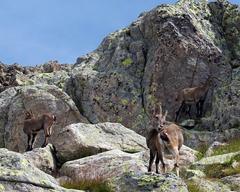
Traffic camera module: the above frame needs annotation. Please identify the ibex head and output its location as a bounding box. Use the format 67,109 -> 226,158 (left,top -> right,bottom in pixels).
24,110 -> 34,120
154,103 -> 168,130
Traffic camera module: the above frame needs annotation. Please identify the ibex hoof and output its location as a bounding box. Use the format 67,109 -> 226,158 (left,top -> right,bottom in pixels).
26,146 -> 32,151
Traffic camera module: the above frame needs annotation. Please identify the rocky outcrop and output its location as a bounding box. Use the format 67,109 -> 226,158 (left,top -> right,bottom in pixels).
0,84 -> 87,152
54,122 -> 147,163
221,174 -> 240,191
65,0 -> 239,135
0,61 -> 73,93
187,177 -> 232,192
0,148 -> 81,192
183,128 -> 240,149
112,172 -> 188,192
206,67 -> 240,131
59,148 -> 195,192
59,150 -> 146,183
23,144 -> 57,175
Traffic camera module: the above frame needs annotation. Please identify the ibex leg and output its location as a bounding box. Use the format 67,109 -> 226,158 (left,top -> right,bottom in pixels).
175,102 -> 184,122
41,136 -> 49,148
42,125 -> 52,148
156,151 -> 165,174
31,133 -> 37,149
148,150 -> 155,172
187,105 -> 192,118
199,100 -> 204,117
26,134 -> 32,151
172,148 -> 180,177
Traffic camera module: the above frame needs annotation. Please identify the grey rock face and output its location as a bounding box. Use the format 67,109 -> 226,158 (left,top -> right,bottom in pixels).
66,0 -> 239,135
59,150 -> 146,183
112,172 -> 189,192
0,85 -> 87,152
23,144 -> 57,175
0,148 -> 81,192
187,177 -> 232,192
221,174 -> 240,191
54,122 -> 147,163
183,128 -> 240,149
59,149 -> 194,192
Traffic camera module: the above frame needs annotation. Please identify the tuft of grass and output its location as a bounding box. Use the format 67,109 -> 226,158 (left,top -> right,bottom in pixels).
187,180 -> 203,192
61,178 -> 113,192
211,139 -> 240,156
195,144 -> 209,160
203,154 -> 240,178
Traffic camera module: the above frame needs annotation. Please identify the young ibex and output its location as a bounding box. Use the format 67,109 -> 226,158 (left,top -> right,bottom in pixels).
147,104 -> 184,176
23,110 -> 56,151
175,76 -> 213,122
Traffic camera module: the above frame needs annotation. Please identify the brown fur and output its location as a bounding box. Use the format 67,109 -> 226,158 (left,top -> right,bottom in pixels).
23,111 -> 56,151
147,105 -> 184,176
175,77 -> 212,122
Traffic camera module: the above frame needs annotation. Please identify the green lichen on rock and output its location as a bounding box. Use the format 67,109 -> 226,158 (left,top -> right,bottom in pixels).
62,179 -> 113,192
0,185 -> 4,192
112,172 -> 188,192
122,58 -> 133,67
186,177 -> 232,192
120,98 -> 129,106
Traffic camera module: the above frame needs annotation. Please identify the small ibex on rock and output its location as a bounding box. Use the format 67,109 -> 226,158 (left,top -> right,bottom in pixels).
175,76 -> 213,122
23,110 -> 56,151
147,104 -> 184,176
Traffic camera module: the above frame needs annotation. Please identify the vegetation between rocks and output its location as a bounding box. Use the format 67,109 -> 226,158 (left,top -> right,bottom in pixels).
61,178 -> 113,192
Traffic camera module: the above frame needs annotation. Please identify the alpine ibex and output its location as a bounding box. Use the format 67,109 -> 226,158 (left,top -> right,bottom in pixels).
175,76 -> 213,122
147,104 -> 184,176
23,110 -> 56,151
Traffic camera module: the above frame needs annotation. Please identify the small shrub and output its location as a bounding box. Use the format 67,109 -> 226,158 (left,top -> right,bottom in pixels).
187,180 -> 203,192
196,144 -> 209,160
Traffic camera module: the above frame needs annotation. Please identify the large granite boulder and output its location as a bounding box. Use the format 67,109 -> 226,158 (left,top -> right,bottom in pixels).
65,0 -> 240,135
183,128 -> 240,149
23,144 -> 57,175
59,150 -> 190,192
221,174 -> 240,191
112,172 -> 188,192
54,122 -> 148,163
187,177 -> 232,192
0,84 -> 87,152
0,148 -> 81,192
59,150 -> 146,183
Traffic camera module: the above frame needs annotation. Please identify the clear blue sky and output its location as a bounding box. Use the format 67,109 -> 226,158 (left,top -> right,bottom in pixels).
0,0 -> 239,66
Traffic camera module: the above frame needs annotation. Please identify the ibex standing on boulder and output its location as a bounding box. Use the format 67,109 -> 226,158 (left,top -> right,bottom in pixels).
175,76 -> 213,122
23,110 -> 56,151
147,104 -> 184,176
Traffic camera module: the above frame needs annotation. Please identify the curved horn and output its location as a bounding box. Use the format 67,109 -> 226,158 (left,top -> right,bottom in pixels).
159,103 -> 162,116
164,110 -> 168,118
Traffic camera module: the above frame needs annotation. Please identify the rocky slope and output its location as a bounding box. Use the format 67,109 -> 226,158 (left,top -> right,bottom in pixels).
65,0 -> 239,135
